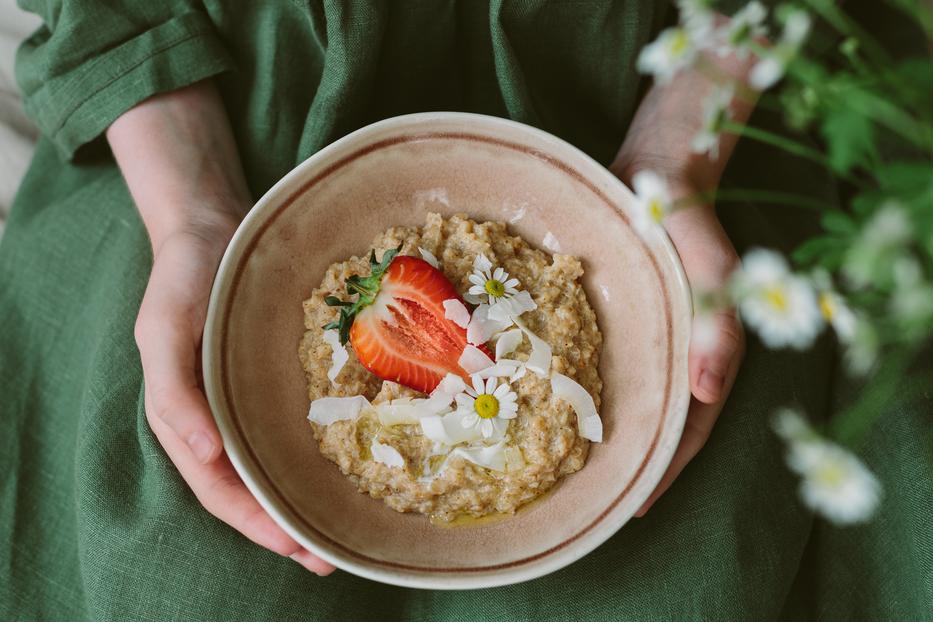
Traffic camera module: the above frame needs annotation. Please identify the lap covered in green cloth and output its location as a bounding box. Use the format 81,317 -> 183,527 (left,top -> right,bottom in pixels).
1,1 -> 930,620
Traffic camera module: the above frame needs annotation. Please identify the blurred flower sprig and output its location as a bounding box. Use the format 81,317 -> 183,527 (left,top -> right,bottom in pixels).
634,0 -> 933,525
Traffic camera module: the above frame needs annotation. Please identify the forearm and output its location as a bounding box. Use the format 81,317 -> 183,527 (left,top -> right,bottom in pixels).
106,80 -> 250,253
611,35 -> 760,193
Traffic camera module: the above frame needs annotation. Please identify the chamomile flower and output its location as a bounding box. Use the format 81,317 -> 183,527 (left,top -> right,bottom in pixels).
691,84 -> 734,158
637,26 -> 700,84
631,170 -> 674,232
731,249 -> 822,349
843,203 -> 912,288
715,1 -> 768,58
468,254 -> 519,303
456,375 -> 518,439
749,9 -> 812,90
811,269 -> 856,343
772,409 -> 881,525
677,0 -> 716,38
467,254 -> 537,322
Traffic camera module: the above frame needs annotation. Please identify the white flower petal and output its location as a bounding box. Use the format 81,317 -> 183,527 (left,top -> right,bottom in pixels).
468,274 -> 486,286
370,439 -> 406,469
442,298 -> 471,328
462,290 -> 484,305
473,253 -> 493,273
551,372 -> 602,442
322,329 -> 349,386
418,247 -> 440,269
513,317 -> 552,376
750,56 -> 783,90
307,396 -> 371,426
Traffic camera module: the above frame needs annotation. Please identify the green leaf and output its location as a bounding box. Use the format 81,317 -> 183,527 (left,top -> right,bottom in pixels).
820,105 -> 876,174
820,211 -> 858,236
792,237 -> 848,269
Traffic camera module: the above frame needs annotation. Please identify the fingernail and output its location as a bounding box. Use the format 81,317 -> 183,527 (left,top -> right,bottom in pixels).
187,431 -> 216,464
698,369 -> 724,400
290,551 -> 332,576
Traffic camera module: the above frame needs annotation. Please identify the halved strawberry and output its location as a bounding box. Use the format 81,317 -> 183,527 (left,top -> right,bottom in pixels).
324,248 -> 491,394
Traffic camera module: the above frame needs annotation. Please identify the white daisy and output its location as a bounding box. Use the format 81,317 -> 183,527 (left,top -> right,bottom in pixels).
772,409 -> 881,525
890,256 -> 933,327
715,1 -> 768,58
637,26 -> 700,84
455,375 -> 518,440
467,254 -> 537,322
811,269 -> 856,343
677,0 -> 716,38
631,170 -> 674,232
845,318 -> 879,375
691,84 -> 734,158
749,9 -> 812,90
843,203 -> 912,288
731,248 -> 822,349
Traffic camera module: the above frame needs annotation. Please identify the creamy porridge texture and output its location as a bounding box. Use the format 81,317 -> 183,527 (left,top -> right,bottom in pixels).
299,213 -> 603,522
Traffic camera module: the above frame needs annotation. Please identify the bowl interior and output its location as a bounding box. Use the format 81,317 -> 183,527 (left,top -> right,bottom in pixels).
205,113 -> 691,589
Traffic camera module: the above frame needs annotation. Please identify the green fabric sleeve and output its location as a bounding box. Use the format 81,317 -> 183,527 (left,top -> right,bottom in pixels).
15,5 -> 234,160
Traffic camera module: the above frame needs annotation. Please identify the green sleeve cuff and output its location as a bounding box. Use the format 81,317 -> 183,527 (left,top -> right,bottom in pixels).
23,11 -> 235,161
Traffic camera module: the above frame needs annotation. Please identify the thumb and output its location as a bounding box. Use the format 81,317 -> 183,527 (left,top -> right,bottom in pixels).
663,201 -> 745,404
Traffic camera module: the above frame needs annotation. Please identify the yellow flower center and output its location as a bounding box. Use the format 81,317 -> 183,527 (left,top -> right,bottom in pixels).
474,394 -> 500,419
764,286 -> 788,311
819,292 -> 835,320
814,460 -> 845,488
484,279 -> 506,298
669,29 -> 689,56
649,199 -> 665,223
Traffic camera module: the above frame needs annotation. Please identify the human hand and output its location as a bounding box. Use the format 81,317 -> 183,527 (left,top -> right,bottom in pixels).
611,42 -> 756,516
108,82 -> 335,575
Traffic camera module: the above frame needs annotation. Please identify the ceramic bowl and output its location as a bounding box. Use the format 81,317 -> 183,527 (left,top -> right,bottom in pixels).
203,112 -> 691,589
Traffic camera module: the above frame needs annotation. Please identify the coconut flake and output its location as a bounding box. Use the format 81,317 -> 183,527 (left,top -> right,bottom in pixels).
494,328 -> 523,360
513,317 -> 552,376
308,396 -> 371,426
420,412 -> 486,445
371,439 -> 406,468
551,372 -> 603,442
450,440 -> 508,472
504,446 -> 525,472
466,304 -> 512,345
418,247 -> 440,269
476,358 -> 523,380
322,329 -> 348,386
458,344 -> 495,374
374,399 -> 439,426
487,290 -> 538,323
423,373 -> 467,412
443,298 -> 471,328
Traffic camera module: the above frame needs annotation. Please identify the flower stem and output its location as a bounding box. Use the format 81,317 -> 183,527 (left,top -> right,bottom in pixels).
721,121 -> 828,166
829,349 -> 915,446
695,188 -> 839,212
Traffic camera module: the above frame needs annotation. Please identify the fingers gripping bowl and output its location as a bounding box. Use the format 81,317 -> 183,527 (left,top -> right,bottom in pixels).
203,113 -> 692,589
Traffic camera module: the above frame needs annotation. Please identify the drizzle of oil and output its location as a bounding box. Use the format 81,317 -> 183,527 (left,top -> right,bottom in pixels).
429,485 -> 558,528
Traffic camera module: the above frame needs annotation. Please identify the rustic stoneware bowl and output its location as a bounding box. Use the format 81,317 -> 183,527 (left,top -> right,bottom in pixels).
203,112 -> 691,589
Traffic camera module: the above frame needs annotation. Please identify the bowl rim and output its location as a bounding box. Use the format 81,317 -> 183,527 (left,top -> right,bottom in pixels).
203,111 -> 691,589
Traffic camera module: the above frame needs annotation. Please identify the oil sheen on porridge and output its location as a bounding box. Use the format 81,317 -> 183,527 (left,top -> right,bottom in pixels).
299,213 -> 602,522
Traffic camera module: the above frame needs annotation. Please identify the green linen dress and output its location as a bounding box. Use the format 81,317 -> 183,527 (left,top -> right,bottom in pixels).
1,1 -> 930,620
